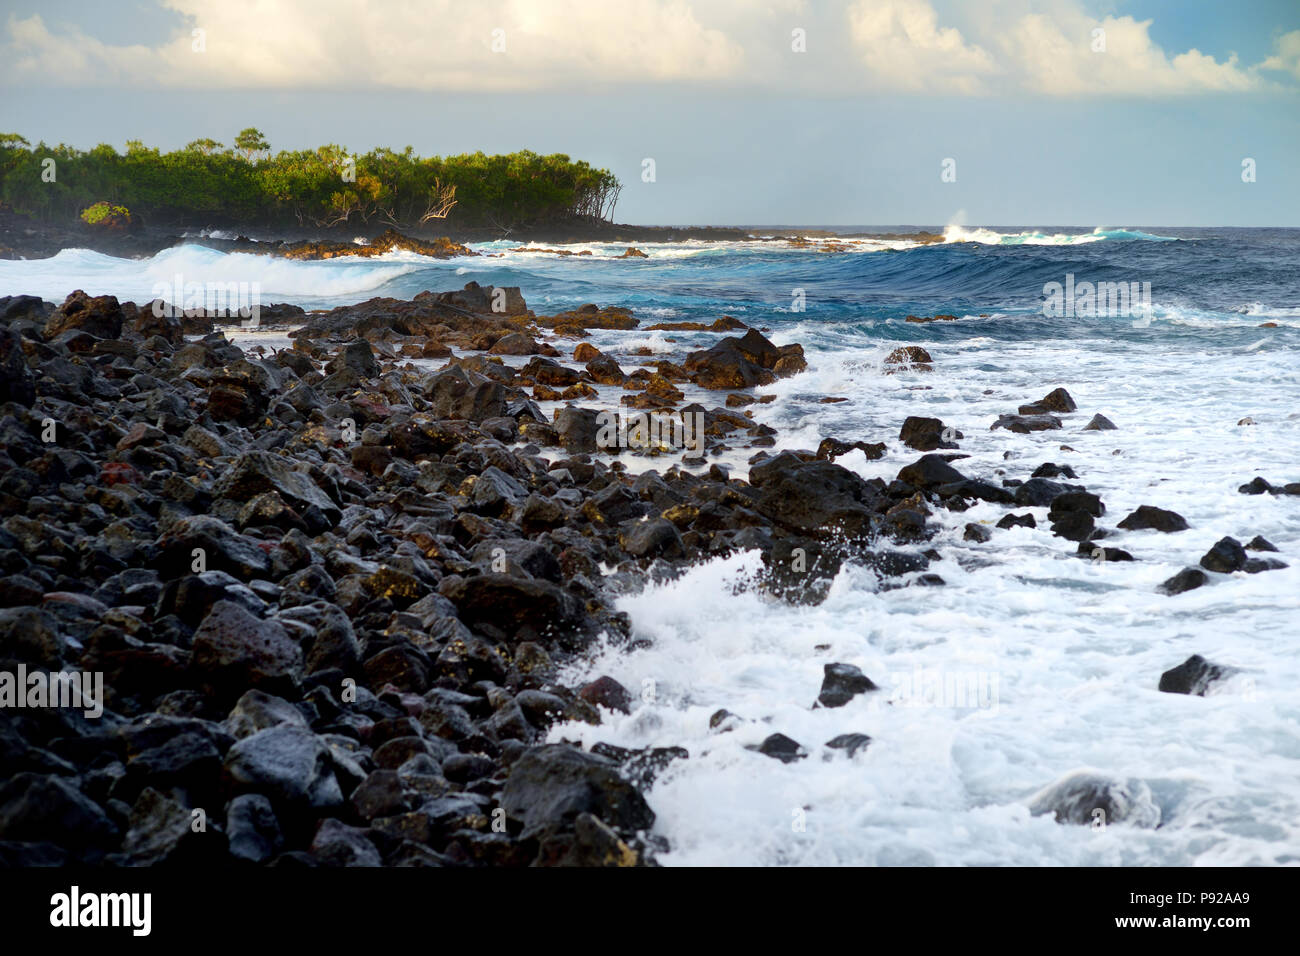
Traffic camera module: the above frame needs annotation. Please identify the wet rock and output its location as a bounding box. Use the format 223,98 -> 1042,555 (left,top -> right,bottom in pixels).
1117,505 -> 1189,533
579,676 -> 633,714
1013,478 -> 1074,508
1050,512 -> 1095,543
816,438 -> 887,462
470,466 -> 528,516
374,737 -> 434,770
304,606 -> 361,675
0,773 -> 117,852
223,724 -> 343,810
992,413 -> 1062,433
440,574 -> 591,650
684,329 -> 805,389
817,663 -> 879,708
131,301 -> 185,344
1028,771 -> 1159,827
750,455 -> 882,536
45,290 -> 124,340
215,451 -> 340,522
535,812 -> 641,867
517,494 -> 571,535
471,538 -> 562,583
1031,462 -> 1077,479
500,744 -> 654,840
584,355 -> 625,385
488,332 -> 540,356
350,770 -> 409,821
1024,387 -> 1077,414
899,416 -> 958,451
1078,543 -> 1133,562
225,793 -> 283,863
709,709 -> 742,733
225,689 -> 308,739
441,754 -> 496,785
1158,567 -> 1207,595
553,406 -> 601,454
1199,536 -> 1247,574
754,733 -> 806,763
433,281 -> 525,314
897,454 -> 965,490
1245,535 -> 1278,552
619,518 -> 685,560
587,744 -> 687,789
0,293 -> 49,323
1083,413 -> 1117,431
996,513 -> 1036,530
1158,654 -> 1237,696
883,346 -> 932,371
0,327 -> 35,407
1237,477 -> 1274,495
0,606 -> 65,667
310,818 -> 381,866
1243,556 -> 1288,573
963,523 -> 992,543
191,600 -> 303,700
154,515 -> 272,580
824,733 -> 872,758
426,366 -> 508,422
1048,492 -> 1104,519
121,787 -> 224,865
125,730 -> 222,796
363,645 -> 432,694
329,340 -> 379,378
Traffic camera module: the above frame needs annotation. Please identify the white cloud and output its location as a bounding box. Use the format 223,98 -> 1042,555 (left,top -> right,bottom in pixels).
846,0 -> 999,93
1,0 -> 1295,96
2,1 -> 748,90
1000,10 -> 1259,95
1260,29 -> 1300,82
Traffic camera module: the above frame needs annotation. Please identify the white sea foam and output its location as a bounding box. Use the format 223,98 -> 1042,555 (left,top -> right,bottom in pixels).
553,320 -> 1300,866
0,244 -> 454,304
942,225 -> 1176,246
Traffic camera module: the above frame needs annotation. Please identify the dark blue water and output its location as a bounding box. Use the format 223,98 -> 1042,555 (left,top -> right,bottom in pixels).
369,226 -> 1295,351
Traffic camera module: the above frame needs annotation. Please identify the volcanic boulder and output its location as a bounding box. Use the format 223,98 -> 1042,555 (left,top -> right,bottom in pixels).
684,329 -> 806,390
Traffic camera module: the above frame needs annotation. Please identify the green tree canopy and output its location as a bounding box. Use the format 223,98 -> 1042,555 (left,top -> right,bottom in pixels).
0,130 -> 622,230
233,128 -> 271,163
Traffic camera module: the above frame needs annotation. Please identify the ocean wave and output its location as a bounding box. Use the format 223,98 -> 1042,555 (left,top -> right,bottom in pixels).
1231,302 -> 1300,318
943,225 -> 1178,245
0,244 -> 432,303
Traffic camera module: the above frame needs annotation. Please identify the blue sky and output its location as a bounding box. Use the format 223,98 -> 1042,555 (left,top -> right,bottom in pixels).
1,0 -> 1297,226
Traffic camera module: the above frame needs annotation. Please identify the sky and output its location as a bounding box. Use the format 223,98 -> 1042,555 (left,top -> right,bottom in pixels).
1,0 -> 1297,227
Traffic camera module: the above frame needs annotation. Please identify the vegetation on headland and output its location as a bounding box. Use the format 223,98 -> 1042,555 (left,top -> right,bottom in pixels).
0,130 -> 623,232
78,201 -> 132,230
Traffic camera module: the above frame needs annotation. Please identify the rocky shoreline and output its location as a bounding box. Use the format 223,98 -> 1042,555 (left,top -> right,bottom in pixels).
0,280 -> 1294,867
0,207 -> 945,261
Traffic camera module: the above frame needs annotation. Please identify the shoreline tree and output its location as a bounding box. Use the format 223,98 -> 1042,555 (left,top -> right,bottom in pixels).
0,132 -> 621,232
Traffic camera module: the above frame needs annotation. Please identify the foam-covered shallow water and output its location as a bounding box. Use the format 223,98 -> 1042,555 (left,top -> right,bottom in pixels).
3,225 -> 1297,865
553,326 -> 1300,865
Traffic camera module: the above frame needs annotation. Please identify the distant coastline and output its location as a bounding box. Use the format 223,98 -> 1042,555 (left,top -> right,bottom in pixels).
0,204 -> 949,261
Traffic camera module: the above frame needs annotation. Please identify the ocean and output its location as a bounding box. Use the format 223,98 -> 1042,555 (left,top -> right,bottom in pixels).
2,225 -> 1297,865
